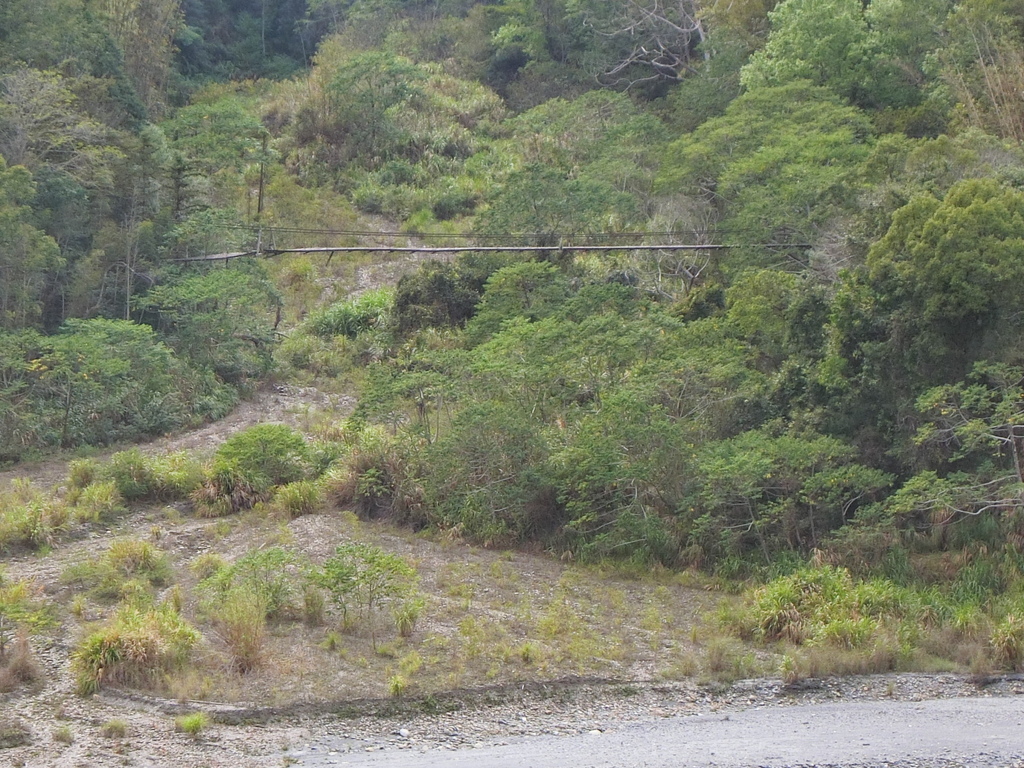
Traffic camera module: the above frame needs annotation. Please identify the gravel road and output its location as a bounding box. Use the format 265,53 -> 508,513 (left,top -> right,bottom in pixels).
286,680 -> 1024,768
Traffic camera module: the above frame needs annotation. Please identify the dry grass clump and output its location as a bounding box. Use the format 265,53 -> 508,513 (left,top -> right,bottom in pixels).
62,538 -> 172,602
0,628 -> 42,693
0,716 -> 31,748
213,587 -> 268,673
73,603 -> 200,695
990,613 -> 1024,670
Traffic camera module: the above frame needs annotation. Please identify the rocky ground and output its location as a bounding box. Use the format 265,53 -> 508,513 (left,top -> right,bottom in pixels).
7,669 -> 1024,767
282,673 -> 1024,766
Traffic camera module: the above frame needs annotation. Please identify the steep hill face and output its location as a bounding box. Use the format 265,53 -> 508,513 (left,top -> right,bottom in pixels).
8,5 -> 1024,758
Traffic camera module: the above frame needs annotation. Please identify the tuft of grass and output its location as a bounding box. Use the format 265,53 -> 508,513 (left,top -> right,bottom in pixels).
0,481 -> 69,551
52,725 -> 74,744
306,288 -> 394,340
302,584 -> 325,627
0,716 -> 31,748
71,480 -> 126,523
100,719 -> 128,738
702,637 -> 763,682
516,641 -> 539,665
69,594 -> 88,618
991,613 -> 1024,670
174,712 -> 209,738
321,631 -> 343,652
106,539 -> 171,582
0,577 -> 52,640
273,480 -> 323,519
387,674 -> 407,698
63,538 -> 172,602
68,458 -> 100,490
393,597 -> 424,638
189,553 -> 227,582
102,449 -> 157,501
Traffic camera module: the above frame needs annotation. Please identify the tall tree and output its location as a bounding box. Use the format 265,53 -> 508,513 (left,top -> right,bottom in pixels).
0,160 -> 62,329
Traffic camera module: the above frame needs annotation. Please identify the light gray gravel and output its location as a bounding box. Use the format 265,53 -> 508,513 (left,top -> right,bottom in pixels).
285,675 -> 1024,768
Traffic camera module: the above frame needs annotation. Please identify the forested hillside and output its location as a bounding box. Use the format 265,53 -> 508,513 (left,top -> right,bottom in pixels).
7,0 -> 1024,670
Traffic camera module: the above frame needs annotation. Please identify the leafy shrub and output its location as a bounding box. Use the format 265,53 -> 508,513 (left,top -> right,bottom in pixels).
431,187 -> 476,220
393,259 -> 489,333
310,542 -> 419,633
73,604 -> 200,694
200,547 -> 299,620
194,425 -> 311,514
307,289 -> 394,340
216,425 -> 310,485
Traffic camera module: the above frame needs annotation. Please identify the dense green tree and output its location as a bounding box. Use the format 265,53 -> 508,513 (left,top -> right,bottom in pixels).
475,163 -> 639,246
0,161 -> 63,329
136,263 -> 281,383
550,389 -> 689,565
822,178 -> 1024,467
658,82 -> 873,272
28,318 -> 193,447
423,399 -> 555,545
97,0 -> 183,116
464,260 -> 569,345
0,69 -> 125,193
317,51 -> 427,168
506,90 -> 669,201
741,0 -> 947,112
684,428 -> 890,563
